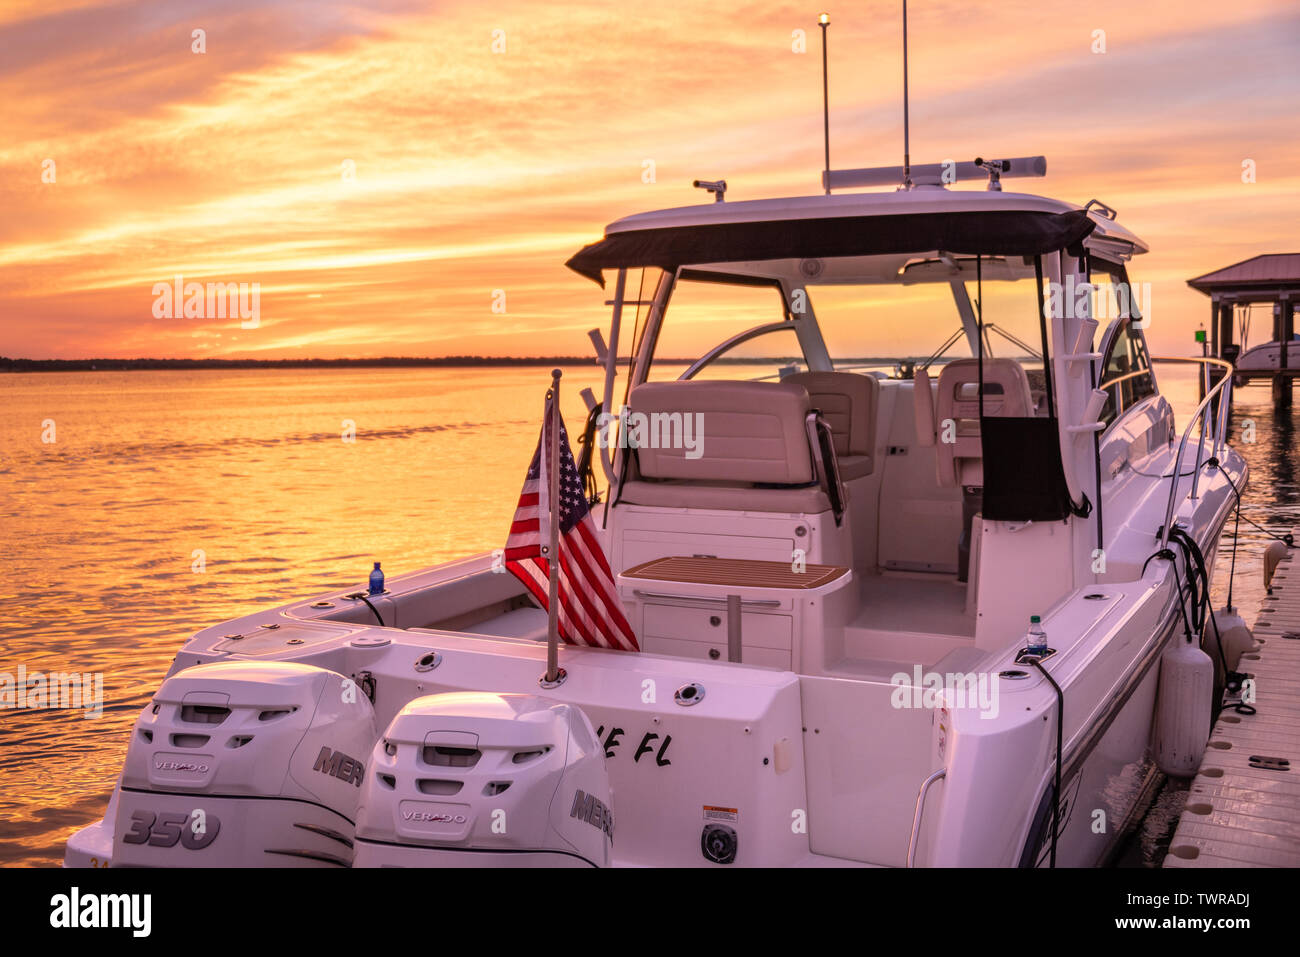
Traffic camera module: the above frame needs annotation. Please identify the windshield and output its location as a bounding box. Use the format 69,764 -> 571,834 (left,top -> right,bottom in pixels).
809,282 -> 954,372
632,259 -> 1056,397
645,275 -> 803,382
808,273 -> 1048,389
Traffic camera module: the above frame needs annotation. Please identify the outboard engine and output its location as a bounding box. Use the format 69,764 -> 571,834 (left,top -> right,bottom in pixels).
354,692 -> 612,867
114,661 -> 376,867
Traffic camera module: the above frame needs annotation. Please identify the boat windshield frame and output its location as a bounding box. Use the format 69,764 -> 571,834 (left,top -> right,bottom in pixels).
585,196 -> 1152,530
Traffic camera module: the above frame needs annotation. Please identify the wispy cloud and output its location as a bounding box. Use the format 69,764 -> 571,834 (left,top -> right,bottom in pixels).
1,0 -> 1297,358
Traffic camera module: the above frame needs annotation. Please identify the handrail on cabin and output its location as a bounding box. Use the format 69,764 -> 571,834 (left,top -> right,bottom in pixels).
907,767 -> 947,868
1149,355 -> 1235,550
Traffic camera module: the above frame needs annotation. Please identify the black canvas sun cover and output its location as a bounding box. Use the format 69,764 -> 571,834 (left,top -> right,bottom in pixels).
980,416 -> 1079,522
565,208 -> 1097,286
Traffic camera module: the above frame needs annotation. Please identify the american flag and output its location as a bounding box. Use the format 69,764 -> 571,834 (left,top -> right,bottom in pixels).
504,393 -> 638,652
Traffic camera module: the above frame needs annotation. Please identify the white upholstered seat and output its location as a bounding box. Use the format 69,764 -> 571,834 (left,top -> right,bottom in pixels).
783,371 -> 878,481
918,358 -> 1035,488
617,380 -> 837,515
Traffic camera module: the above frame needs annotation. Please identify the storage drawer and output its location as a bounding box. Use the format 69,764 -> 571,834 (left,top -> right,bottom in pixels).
643,603 -> 792,650
644,634 -> 791,670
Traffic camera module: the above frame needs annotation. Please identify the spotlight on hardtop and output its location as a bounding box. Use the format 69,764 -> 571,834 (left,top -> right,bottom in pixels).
692,179 -> 727,202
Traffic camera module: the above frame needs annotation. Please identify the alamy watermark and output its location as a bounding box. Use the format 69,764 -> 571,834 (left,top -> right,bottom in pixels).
50,887 -> 150,937
596,407 -> 704,459
1045,276 -> 1151,327
0,664 -> 104,718
890,665 -> 1000,719
152,275 -> 260,328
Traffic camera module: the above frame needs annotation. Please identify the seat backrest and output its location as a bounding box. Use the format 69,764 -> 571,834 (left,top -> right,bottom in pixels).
783,371 -> 879,459
934,358 -> 1035,487
627,380 -> 814,485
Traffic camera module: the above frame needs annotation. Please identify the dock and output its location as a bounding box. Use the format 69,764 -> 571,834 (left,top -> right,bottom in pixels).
1188,253 -> 1300,410
1164,535 -> 1300,867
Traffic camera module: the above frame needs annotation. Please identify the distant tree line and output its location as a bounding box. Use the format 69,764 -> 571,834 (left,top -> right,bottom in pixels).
0,356 -> 611,372
0,355 -> 900,373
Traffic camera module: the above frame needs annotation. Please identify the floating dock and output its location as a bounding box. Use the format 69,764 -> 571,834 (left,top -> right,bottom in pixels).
1164,536 -> 1300,867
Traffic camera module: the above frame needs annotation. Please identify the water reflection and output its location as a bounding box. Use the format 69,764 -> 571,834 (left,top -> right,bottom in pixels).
1,365 -> 1295,866
0,366 -> 611,866
1210,378 -> 1300,615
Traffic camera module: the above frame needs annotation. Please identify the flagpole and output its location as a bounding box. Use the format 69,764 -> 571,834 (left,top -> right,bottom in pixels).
544,368 -> 563,686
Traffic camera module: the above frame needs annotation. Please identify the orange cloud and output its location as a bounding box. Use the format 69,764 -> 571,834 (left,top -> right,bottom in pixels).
1,0 -> 1297,359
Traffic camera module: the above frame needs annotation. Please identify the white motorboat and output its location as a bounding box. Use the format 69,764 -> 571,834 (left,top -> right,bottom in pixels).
65,153 -> 1249,868
1234,338 -> 1300,375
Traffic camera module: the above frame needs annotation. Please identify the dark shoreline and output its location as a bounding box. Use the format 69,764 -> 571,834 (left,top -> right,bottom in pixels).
0,355 -> 880,373
0,356 -> 609,373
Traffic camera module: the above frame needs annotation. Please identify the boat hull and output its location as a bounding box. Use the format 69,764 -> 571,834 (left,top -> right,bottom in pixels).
63,454 -> 1243,868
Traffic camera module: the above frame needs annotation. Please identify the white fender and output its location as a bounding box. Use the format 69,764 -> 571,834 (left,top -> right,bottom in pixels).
1152,640 -> 1214,778
1204,607 -> 1254,684
1265,541 -> 1289,592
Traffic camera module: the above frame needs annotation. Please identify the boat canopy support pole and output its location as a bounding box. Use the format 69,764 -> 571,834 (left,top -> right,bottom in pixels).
949,280 -> 981,357
596,269 -> 627,484
787,283 -> 835,371
607,269 -> 675,524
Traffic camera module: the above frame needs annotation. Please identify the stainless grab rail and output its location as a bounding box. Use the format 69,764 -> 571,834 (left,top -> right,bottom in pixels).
1150,356 -> 1236,550
630,590 -> 781,608
906,767 -> 947,868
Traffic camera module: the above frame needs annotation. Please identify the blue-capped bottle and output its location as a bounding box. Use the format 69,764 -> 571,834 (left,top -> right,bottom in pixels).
368,562 -> 384,596
1025,615 -> 1048,655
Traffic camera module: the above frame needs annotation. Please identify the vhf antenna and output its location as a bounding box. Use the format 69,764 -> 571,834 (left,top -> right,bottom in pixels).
819,13 -> 831,195
902,0 -> 911,189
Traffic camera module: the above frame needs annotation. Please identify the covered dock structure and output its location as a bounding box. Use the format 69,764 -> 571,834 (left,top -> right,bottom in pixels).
1189,254 -> 1300,408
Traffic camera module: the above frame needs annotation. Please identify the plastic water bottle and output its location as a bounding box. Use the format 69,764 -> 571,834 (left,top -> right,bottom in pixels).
369,562 -> 384,596
1026,615 -> 1048,655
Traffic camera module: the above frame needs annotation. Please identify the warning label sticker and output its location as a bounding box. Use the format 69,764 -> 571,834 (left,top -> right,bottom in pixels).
703,805 -> 738,824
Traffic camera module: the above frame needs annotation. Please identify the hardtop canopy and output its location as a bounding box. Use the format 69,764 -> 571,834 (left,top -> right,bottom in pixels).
565,189 -> 1146,286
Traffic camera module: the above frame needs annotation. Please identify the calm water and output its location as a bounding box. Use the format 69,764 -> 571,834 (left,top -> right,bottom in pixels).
1,365 -> 1295,866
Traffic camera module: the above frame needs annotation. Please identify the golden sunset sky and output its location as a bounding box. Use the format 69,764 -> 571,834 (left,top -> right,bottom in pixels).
1,0 -> 1297,360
